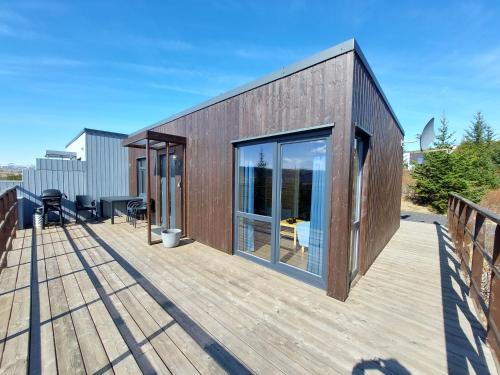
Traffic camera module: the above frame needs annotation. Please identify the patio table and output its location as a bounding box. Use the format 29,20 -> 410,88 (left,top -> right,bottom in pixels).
100,196 -> 141,224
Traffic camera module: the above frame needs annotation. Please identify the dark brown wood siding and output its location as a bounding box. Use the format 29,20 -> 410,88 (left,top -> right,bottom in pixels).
351,53 -> 403,274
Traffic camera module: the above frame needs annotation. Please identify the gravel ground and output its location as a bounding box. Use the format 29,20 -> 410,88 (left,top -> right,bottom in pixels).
400,211 -> 447,226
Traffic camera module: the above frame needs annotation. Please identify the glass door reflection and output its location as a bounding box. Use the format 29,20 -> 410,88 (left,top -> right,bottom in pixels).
278,139 -> 327,276
235,143 -> 274,261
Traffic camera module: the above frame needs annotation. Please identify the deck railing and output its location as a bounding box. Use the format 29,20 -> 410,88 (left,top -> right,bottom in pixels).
448,192 -> 500,362
0,187 -> 18,267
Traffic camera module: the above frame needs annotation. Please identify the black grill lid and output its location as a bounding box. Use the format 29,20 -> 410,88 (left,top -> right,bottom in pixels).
42,189 -> 62,198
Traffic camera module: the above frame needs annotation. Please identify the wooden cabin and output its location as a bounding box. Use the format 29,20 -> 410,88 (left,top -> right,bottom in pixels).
123,38 -> 404,301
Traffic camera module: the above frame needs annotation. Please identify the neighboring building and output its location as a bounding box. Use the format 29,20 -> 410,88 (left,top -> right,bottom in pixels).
122,38 -> 404,301
65,128 -> 129,204
403,150 -> 425,170
0,128 -> 129,227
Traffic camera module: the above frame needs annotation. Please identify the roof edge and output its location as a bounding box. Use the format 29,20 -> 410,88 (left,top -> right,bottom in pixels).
66,128 -> 129,148
352,40 -> 404,135
130,37 -> 403,137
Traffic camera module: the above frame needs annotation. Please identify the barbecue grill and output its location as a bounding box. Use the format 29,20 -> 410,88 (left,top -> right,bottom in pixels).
41,189 -> 67,228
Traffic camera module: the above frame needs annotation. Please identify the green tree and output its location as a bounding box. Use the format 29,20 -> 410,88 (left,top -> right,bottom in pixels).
463,111 -> 494,145
434,113 -> 455,149
411,111 -> 499,213
411,147 -> 499,213
491,140 -> 500,169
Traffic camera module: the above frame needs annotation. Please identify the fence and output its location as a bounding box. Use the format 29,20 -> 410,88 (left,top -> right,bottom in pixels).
448,192 -> 500,362
0,187 -> 18,268
0,159 -> 87,228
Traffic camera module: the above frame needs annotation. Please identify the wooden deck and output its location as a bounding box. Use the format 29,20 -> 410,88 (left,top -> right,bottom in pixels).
0,219 -> 496,374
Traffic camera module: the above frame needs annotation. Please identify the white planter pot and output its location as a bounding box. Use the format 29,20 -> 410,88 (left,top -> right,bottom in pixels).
161,229 -> 182,248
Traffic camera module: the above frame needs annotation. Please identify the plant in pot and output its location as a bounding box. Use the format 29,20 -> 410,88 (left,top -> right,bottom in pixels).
161,228 -> 182,248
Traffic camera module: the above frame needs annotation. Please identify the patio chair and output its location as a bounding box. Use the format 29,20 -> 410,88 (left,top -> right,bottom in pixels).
75,195 -> 96,223
127,199 -> 147,228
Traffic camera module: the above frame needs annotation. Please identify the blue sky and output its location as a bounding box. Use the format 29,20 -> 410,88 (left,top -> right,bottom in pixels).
1,0 -> 499,164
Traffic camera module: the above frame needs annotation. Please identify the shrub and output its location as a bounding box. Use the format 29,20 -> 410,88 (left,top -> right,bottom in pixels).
411,145 -> 499,213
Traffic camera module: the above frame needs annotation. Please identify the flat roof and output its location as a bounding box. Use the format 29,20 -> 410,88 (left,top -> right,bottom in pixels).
66,128 -> 129,148
130,38 -> 404,136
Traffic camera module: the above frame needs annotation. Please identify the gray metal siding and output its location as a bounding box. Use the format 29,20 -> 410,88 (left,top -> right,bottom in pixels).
4,131 -> 129,229
12,161 -> 87,227
85,132 -> 129,205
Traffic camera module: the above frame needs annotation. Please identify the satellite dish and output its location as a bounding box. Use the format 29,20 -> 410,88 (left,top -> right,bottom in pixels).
419,117 -> 435,151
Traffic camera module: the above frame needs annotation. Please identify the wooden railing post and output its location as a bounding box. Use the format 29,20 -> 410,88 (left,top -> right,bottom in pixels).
470,213 -> 485,312
457,200 -> 466,263
488,225 -> 500,361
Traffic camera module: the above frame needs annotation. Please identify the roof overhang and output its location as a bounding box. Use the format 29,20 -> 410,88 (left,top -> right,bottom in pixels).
122,130 -> 186,149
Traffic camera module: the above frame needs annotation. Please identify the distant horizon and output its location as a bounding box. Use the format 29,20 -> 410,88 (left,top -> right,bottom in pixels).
1,1 -> 499,164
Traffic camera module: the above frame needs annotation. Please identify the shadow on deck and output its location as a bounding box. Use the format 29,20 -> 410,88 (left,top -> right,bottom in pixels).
0,219 -> 496,374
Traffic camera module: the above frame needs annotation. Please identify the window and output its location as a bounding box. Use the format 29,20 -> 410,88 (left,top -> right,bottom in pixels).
137,158 -> 146,196
234,131 -> 330,288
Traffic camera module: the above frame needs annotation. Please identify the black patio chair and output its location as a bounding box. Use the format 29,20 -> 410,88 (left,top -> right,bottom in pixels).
75,195 -> 97,223
127,199 -> 147,228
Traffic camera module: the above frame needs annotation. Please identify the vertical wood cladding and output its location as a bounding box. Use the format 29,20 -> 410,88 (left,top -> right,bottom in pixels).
351,53 -> 403,274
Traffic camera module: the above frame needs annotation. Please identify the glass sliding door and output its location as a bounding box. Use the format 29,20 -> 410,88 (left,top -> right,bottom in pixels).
278,139 -> 327,276
169,149 -> 183,231
160,146 -> 184,232
234,143 -> 274,261
234,132 -> 330,287
350,137 -> 365,280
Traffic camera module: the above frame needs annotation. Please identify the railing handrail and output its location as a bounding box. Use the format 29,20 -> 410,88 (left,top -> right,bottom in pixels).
0,186 -> 18,270
447,192 -> 500,363
449,192 -> 500,224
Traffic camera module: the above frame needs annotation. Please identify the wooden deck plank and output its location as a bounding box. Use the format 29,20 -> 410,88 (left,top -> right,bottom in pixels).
0,251 -> 22,364
51,237 -> 113,375
77,234 -> 201,375
69,233 -> 171,374
36,242 -> 58,375
43,241 -> 86,374
84,234 -> 227,375
0,246 -> 31,373
60,238 -> 142,375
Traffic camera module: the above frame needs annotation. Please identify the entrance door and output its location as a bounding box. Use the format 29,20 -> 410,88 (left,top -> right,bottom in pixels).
160,146 -> 184,232
234,133 -> 329,287
350,137 -> 365,280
